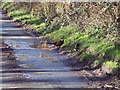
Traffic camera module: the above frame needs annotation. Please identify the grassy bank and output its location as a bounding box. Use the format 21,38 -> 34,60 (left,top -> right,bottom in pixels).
2,2 -> 120,78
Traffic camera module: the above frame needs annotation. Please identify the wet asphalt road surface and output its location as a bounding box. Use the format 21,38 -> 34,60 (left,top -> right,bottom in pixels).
1,10 -> 89,88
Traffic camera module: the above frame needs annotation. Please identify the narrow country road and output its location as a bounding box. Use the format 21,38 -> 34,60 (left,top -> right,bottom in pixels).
1,10 -> 89,88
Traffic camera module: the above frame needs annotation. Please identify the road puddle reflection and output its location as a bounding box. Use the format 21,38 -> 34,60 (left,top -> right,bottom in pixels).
17,54 -> 29,57
7,42 -> 15,45
14,50 -> 21,53
16,58 -> 28,61
11,45 -> 23,48
49,61 -> 61,63
39,53 -> 52,57
20,64 -> 35,67
15,45 -> 23,48
29,43 -> 51,50
47,58 -> 53,60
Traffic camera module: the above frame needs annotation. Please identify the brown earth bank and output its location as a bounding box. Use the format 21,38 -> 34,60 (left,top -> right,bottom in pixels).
1,10 -> 120,89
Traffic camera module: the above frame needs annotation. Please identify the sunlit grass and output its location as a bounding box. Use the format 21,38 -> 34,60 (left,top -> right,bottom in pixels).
13,14 -> 33,21
23,17 -> 45,25
105,61 -> 118,69
45,24 -> 78,42
9,11 -> 27,17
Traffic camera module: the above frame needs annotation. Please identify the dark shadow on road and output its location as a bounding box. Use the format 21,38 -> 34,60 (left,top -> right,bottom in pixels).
1,30 -> 29,36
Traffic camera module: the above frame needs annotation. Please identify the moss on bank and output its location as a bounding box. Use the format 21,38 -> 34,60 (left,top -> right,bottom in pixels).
2,2 -> 120,78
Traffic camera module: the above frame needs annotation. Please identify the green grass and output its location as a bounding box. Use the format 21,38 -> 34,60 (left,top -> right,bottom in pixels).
9,11 -> 27,17
105,48 -> 120,61
13,14 -> 33,21
43,20 -> 61,35
32,23 -> 47,29
29,22 -> 48,32
23,17 -> 46,25
95,59 -> 118,70
105,61 -> 118,69
2,2 -> 11,11
2,2 -> 10,10
45,24 -> 79,42
2,2 -> 17,13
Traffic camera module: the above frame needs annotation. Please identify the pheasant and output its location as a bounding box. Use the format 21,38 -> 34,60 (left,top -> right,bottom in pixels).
47,37 -> 64,47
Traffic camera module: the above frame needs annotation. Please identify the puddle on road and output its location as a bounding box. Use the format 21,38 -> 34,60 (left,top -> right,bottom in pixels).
17,54 -> 29,57
14,50 -> 22,53
11,45 -> 23,48
5,41 -> 16,45
20,64 -> 35,67
47,58 -> 53,60
16,58 -> 29,61
7,42 -> 15,45
29,43 -> 51,50
44,60 -> 61,64
39,53 -> 52,58
50,61 -> 61,63
15,45 -> 23,48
